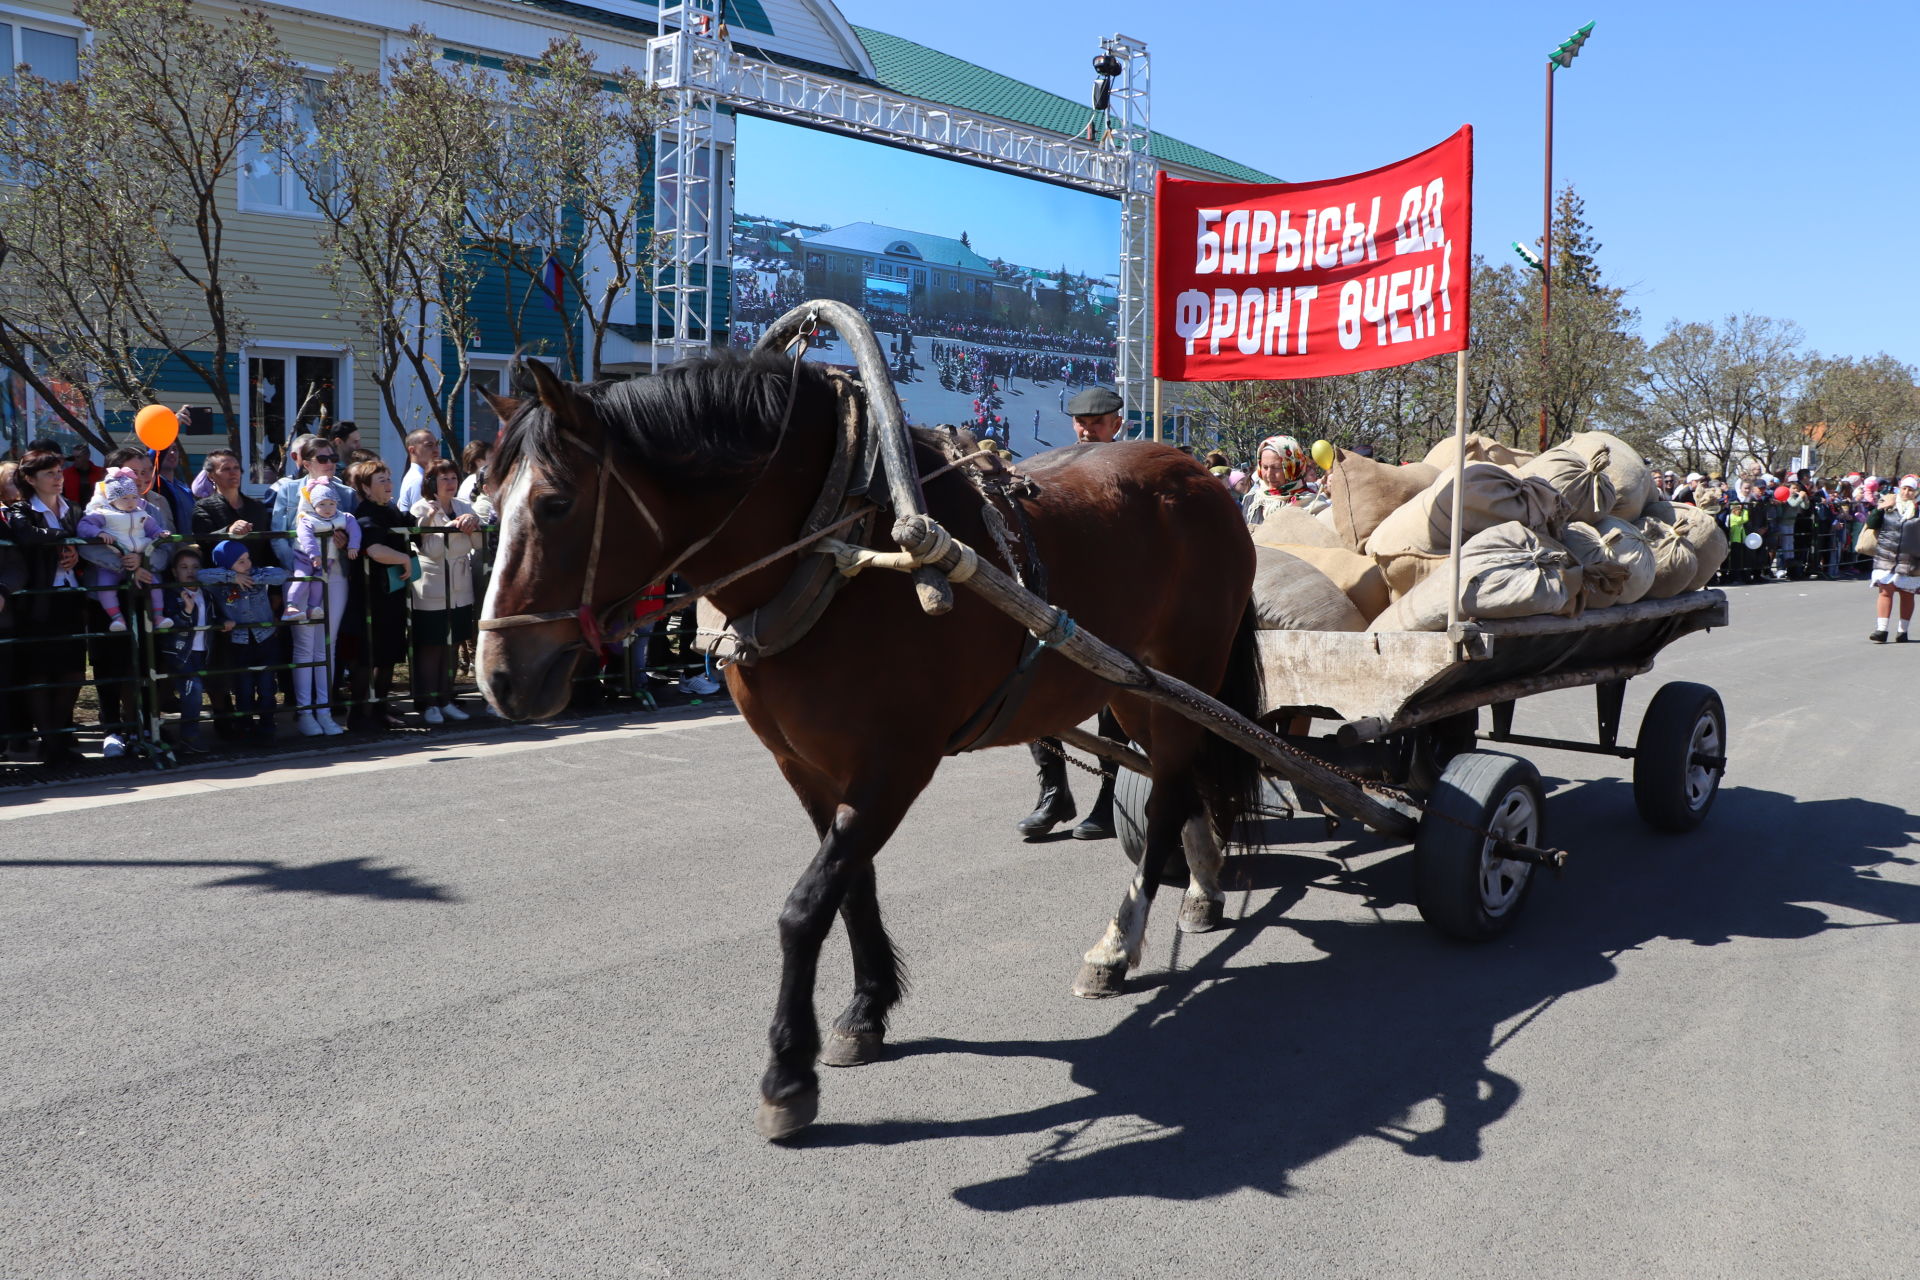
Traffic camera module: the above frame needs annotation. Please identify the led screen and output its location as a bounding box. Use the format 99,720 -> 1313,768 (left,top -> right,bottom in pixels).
731,114 -> 1120,458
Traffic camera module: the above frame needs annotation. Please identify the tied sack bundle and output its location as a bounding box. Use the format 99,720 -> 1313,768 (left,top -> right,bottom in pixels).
1422,433 -> 1535,473
1521,445 -> 1617,525
1250,503 -> 1347,552
1641,497 -> 1678,525
1250,545 -> 1368,633
1365,463 -> 1569,597
1559,522 -> 1635,609
1368,522 -> 1581,633
1564,430 -> 1655,521
1588,515 -> 1658,605
1321,448 -> 1440,551
1637,516 -> 1701,600
1272,542 -> 1391,622
1667,503 -> 1729,591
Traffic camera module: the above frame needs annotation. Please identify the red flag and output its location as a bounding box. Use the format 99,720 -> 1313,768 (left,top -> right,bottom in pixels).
1153,126 -> 1472,381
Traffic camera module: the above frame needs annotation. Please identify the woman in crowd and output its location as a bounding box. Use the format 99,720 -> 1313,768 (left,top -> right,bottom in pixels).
1241,435 -> 1311,528
343,459 -> 415,730
0,461 -> 33,760
191,449 -> 279,740
408,459 -> 481,724
1864,474 -> 1920,643
4,450 -> 87,763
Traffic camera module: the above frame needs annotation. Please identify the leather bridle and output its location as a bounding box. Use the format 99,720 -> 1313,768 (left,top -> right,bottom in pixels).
475,328 -> 812,653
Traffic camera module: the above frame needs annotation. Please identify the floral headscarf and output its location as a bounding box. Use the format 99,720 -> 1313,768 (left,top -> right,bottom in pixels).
1255,435 -> 1308,495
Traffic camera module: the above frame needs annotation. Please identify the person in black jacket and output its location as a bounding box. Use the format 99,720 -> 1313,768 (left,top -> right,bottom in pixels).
5,449 -> 87,763
342,459 -> 415,730
191,448 -> 276,739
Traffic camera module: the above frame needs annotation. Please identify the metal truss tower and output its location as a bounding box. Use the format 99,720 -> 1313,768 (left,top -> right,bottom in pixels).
1098,35 -> 1152,434
647,0 -> 726,369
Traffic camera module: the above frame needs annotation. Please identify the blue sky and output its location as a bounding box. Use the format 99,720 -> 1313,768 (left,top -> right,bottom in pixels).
839,0 -> 1918,366
732,114 -> 1120,279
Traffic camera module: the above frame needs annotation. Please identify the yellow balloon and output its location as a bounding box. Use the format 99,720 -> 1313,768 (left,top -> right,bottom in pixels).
1310,439 -> 1336,471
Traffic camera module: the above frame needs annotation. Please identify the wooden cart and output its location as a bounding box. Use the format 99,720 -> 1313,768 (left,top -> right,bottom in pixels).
1106,590 -> 1732,940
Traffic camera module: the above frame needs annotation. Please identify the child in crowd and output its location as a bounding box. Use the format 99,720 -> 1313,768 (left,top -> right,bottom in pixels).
155,547 -> 213,752
286,479 -> 359,621
77,467 -> 168,632
200,539 -> 289,740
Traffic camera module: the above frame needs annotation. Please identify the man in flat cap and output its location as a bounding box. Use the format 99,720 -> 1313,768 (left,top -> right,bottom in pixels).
1018,386 -> 1127,840
1066,385 -> 1125,443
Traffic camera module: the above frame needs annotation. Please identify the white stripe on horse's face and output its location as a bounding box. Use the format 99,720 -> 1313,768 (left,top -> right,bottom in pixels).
476,463 -> 533,710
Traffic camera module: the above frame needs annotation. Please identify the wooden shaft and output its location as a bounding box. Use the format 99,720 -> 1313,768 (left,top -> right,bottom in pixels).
905,526 -> 1420,837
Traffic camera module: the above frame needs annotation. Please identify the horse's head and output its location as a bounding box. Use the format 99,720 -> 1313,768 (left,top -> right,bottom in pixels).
476,352 -> 821,721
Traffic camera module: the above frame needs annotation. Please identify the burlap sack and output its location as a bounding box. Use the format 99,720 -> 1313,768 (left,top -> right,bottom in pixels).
1641,497 -> 1677,525
1668,503 -> 1729,591
1322,450 -> 1440,551
1273,542 -> 1391,623
1368,523 -> 1581,633
1637,516 -> 1701,600
1422,433 -> 1532,473
1520,445 -> 1617,525
1559,521 -> 1633,609
1250,503 -> 1347,551
1250,546 -> 1368,632
1565,430 -> 1654,521
1592,514 -> 1657,604
1364,463 -> 1570,562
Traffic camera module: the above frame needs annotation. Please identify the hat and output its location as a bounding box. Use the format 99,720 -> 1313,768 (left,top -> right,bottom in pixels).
1708,471 -> 1723,480
1255,435 -> 1309,494
100,467 -> 139,503
211,540 -> 249,570
1686,473 -> 1703,483
1901,475 -> 1920,492
1065,386 -> 1123,416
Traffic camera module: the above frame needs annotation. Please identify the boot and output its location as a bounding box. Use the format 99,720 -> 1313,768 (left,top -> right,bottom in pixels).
1071,767 -> 1118,840
1016,740 -> 1075,837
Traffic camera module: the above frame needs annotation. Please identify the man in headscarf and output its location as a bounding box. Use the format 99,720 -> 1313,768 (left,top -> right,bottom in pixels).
1017,386 -> 1128,840
1241,434 -> 1310,528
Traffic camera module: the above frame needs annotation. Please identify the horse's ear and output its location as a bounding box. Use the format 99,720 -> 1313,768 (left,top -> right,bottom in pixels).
514,357 -> 576,417
482,392 -> 520,423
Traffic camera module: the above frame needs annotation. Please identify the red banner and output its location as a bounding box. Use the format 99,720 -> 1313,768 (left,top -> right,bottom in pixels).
1153,126 -> 1472,381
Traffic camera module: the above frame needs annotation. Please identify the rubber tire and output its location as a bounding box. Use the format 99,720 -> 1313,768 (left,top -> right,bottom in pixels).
1632,682 -> 1726,833
1112,763 -> 1188,887
1414,751 -> 1545,942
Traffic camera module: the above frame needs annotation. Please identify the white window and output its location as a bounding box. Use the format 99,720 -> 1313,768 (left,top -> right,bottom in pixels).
239,76 -> 325,217
0,17 -> 80,83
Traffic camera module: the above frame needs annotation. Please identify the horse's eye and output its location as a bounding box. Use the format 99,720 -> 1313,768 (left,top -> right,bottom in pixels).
536,494 -> 574,522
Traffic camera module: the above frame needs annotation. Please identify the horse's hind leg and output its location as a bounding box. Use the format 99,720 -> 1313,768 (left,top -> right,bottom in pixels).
1073,734 -> 1201,998
1177,811 -> 1226,934
821,861 -> 905,1068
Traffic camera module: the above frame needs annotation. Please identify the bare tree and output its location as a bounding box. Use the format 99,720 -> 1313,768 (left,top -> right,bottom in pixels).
464,35 -> 671,378
1643,314 -> 1806,475
282,33 -> 493,452
1795,352 -> 1920,476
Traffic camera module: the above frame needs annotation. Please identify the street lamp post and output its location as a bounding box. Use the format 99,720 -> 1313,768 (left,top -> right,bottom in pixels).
1540,20 -> 1594,453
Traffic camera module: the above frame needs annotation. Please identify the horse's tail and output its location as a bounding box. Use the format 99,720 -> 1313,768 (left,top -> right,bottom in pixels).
1194,602 -> 1268,855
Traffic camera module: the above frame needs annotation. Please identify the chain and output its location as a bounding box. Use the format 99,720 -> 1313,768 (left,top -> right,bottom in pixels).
1035,735 -> 1113,778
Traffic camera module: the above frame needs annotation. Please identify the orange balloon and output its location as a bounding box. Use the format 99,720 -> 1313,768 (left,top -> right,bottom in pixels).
133,404 -> 178,452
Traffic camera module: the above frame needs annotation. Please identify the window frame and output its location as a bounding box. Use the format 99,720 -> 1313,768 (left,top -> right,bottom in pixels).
236,65 -> 332,220
0,3 -> 86,83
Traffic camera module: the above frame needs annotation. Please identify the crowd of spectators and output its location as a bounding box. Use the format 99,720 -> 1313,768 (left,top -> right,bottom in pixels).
0,422 -> 716,771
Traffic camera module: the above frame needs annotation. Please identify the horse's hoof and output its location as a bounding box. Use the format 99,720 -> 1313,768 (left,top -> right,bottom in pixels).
755,1088 -> 819,1141
1177,896 -> 1223,934
1072,961 -> 1128,999
820,1029 -> 885,1068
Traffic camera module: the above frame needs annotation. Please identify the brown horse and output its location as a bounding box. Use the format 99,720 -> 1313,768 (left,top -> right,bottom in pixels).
477,350 -> 1264,1140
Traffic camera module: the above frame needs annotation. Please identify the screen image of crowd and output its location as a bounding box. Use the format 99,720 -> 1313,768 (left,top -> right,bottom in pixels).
0,427 -> 723,774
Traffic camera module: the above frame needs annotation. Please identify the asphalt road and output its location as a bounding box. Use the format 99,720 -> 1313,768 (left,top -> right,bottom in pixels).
4,578 -> 1916,1279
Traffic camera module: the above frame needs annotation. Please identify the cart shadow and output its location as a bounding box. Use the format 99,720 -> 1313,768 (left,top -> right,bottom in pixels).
0,856 -> 455,902
803,781 -> 1920,1208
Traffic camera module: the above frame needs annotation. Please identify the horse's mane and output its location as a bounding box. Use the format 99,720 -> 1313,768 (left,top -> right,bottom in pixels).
492,349 -> 829,490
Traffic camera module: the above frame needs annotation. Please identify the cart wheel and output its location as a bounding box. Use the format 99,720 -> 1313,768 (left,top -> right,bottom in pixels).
1414,752 -> 1545,942
1632,682 -> 1726,833
1113,764 -> 1188,887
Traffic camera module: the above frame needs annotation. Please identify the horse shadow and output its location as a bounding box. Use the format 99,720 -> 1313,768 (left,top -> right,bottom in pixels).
0,856 -> 455,902
806,780 -> 1920,1208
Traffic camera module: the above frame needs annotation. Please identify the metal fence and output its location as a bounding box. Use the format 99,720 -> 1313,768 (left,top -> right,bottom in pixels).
0,522 -> 714,771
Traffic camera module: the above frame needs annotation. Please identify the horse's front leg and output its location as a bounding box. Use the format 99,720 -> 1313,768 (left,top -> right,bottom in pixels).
757,778 -> 922,1141
819,861 -> 906,1068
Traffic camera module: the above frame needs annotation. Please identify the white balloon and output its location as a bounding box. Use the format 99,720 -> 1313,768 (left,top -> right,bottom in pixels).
1743,532 -> 1763,550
